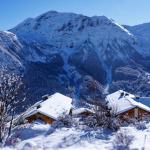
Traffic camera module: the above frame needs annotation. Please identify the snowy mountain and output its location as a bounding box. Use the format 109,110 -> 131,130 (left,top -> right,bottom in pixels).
0,31 -> 23,70
1,11 -> 150,106
10,11 -> 138,65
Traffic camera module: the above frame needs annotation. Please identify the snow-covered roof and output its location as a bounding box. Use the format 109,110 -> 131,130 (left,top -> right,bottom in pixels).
106,90 -> 150,115
25,93 -> 72,120
72,108 -> 94,115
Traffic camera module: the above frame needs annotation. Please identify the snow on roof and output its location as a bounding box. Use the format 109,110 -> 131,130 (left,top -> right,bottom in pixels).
128,97 -> 150,113
106,90 -> 150,115
72,108 -> 94,115
106,90 -> 135,114
25,93 -> 72,120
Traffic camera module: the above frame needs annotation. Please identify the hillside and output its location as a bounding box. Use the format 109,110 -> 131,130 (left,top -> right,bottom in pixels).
2,121 -> 150,150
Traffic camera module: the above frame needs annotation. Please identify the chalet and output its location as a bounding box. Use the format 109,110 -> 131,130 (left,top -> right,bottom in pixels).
106,90 -> 150,120
24,93 -> 72,124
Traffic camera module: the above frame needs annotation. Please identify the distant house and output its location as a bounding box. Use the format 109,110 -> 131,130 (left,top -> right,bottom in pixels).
24,93 -> 72,124
70,108 -> 94,116
106,90 -> 150,120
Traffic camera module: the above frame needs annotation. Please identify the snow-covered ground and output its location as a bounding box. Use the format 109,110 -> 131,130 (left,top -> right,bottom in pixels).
2,121 -> 150,150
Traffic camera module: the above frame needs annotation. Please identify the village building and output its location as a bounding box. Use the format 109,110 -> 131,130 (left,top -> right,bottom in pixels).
24,93 -> 72,124
70,108 -> 94,116
106,90 -> 150,120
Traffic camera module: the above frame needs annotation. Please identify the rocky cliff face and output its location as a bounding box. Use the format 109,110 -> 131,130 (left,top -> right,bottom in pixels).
1,11 -> 150,107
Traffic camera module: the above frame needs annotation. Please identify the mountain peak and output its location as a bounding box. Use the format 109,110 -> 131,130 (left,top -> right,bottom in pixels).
10,11 -> 134,46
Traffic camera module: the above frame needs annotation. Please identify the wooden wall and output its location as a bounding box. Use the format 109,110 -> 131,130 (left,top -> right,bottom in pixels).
26,112 -> 55,124
120,107 -> 150,121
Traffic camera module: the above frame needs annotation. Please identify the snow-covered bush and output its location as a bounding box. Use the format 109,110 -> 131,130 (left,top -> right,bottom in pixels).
112,129 -> 134,150
21,141 -> 37,150
127,117 -> 148,130
83,104 -> 121,131
143,115 -> 150,122
52,115 -> 77,129
134,121 -> 147,130
13,115 -> 27,126
5,137 -> 21,146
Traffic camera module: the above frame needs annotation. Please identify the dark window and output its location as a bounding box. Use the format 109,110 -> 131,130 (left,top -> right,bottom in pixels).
37,105 -> 41,109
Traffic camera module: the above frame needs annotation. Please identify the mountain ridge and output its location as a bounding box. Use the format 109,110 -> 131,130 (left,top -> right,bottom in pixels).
1,11 -> 150,107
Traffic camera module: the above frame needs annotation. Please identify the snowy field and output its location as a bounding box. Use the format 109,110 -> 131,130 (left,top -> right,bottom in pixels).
2,121 -> 150,150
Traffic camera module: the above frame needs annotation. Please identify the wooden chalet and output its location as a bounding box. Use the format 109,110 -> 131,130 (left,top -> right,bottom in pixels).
24,93 -> 72,124
106,90 -> 150,120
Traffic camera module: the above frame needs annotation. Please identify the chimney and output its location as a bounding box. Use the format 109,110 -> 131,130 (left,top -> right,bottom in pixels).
42,94 -> 49,101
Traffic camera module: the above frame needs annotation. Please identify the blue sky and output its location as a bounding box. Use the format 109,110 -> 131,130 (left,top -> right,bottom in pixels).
0,0 -> 150,30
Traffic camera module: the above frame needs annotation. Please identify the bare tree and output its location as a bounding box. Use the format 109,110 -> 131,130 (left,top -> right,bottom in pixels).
0,67 -> 25,145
